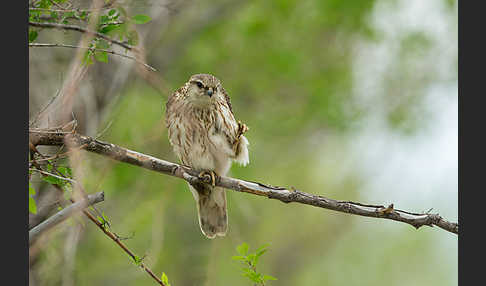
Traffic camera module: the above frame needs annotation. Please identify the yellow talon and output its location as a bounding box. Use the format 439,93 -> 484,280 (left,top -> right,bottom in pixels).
237,121 -> 249,137
198,170 -> 217,186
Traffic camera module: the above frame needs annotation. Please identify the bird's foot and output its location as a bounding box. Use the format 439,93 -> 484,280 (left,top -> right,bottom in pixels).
237,120 -> 249,138
198,170 -> 217,187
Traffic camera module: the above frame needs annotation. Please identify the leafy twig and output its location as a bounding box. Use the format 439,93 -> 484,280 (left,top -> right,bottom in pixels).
29,43 -> 156,71
232,243 -> 277,285
29,21 -> 135,51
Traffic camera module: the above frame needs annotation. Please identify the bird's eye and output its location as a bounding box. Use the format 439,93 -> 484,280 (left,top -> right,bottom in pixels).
196,82 -> 203,88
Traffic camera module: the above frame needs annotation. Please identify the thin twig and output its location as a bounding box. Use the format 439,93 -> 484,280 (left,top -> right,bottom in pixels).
29,21 -> 135,51
30,144 -> 88,163
29,88 -> 61,127
29,43 -> 156,71
30,130 -> 459,235
29,7 -> 110,13
29,168 -> 77,183
80,209 -> 166,285
29,191 -> 105,244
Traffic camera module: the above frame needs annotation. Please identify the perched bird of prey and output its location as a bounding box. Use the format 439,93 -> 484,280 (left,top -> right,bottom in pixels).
165,74 -> 249,238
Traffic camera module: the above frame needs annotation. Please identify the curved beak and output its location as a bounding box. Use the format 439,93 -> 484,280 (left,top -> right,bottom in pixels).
207,89 -> 214,97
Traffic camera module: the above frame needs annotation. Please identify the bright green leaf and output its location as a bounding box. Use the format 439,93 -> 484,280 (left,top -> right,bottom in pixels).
99,15 -> 110,24
100,24 -> 119,35
42,175 -> 65,186
131,14 -> 152,24
161,272 -> 170,286
255,244 -> 269,255
29,30 -> 38,43
94,51 -> 109,63
231,255 -> 246,261
263,274 -> 277,281
29,182 -> 36,196
247,253 -> 257,265
237,242 -> 249,256
57,166 -> 72,177
29,197 -> 37,214
83,51 -> 94,66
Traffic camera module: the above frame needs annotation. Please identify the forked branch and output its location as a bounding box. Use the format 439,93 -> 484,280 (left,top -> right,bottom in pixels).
29,129 -> 459,235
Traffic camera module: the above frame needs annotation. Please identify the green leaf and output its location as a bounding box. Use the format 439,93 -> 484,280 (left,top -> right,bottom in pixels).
131,14 -> 152,24
263,274 -> 277,281
94,51 -> 109,63
29,29 -> 38,43
255,244 -> 269,256
108,9 -> 117,17
29,197 -> 37,214
247,270 -> 260,282
42,175 -> 65,186
100,24 -> 119,35
75,11 -> 88,20
236,242 -> 249,256
57,166 -> 72,177
29,182 -> 36,196
29,182 -> 37,214
161,272 -> 170,286
99,15 -> 110,24
247,253 -> 257,266
231,255 -> 246,261
82,51 -> 94,66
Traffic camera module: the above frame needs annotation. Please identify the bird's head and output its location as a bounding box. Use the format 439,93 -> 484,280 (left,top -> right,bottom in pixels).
185,74 -> 224,106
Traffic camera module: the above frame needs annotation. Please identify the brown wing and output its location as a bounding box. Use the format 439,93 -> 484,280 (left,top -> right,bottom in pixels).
165,84 -> 186,127
220,86 -> 234,115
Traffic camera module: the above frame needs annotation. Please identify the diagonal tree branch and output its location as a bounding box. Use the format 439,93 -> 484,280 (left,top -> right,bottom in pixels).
29,129 -> 459,235
29,191 -> 105,244
28,164 -> 166,286
29,21 -> 135,51
80,207 -> 166,285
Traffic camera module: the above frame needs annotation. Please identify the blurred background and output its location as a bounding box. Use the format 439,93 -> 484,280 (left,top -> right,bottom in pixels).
28,0 -> 458,285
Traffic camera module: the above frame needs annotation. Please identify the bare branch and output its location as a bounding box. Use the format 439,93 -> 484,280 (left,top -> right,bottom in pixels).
29,191 -> 105,244
30,130 -> 459,235
29,43 -> 156,71
29,21 -> 135,51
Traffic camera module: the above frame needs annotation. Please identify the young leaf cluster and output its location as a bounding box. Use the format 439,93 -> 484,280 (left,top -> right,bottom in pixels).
232,243 -> 277,285
161,272 -> 172,286
28,0 -> 152,66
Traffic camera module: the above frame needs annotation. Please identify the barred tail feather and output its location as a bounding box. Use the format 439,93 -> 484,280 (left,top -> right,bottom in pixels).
188,184 -> 228,239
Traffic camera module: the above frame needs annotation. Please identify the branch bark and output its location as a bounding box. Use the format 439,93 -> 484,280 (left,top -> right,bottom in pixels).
29,191 -> 105,244
29,130 -> 459,235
